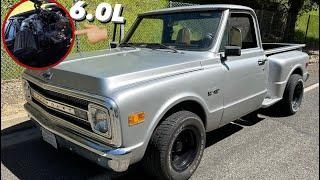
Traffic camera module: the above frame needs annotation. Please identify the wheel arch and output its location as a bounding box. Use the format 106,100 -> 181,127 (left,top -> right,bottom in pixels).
160,100 -> 207,129
291,66 -> 303,77
142,94 -> 209,153
280,65 -> 304,98
150,94 -> 208,133
285,65 -> 304,87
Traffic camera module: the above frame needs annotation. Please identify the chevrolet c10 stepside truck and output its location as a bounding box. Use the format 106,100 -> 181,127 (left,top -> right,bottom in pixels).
22,4 -> 309,180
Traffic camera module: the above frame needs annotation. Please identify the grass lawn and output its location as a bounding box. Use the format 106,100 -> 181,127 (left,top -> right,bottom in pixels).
295,9 -> 319,46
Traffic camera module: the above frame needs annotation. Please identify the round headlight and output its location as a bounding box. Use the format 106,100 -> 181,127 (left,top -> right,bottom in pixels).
88,104 -> 111,137
93,109 -> 109,133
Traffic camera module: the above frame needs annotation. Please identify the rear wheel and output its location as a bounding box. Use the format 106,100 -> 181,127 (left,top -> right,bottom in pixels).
281,74 -> 304,115
143,111 -> 206,180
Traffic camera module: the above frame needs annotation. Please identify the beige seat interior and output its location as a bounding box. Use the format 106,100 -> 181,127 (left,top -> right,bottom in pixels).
176,27 -> 191,46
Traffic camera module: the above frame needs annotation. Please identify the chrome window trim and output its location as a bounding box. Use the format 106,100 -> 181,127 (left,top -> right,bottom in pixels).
22,73 -> 122,147
212,9 -> 229,53
216,9 -> 263,53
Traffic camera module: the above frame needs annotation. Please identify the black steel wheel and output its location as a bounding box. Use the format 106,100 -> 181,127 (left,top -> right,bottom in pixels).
143,111 -> 206,180
291,79 -> 304,111
281,74 -> 304,115
170,126 -> 200,172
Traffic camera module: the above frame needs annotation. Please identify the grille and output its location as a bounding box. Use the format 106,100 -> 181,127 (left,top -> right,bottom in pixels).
29,81 -> 89,110
33,98 -> 92,131
28,80 -> 93,132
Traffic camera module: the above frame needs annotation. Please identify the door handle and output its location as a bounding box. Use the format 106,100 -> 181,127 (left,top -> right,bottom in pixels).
258,59 -> 267,66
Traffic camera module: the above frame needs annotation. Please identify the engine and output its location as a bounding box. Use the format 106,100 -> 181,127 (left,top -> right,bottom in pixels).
5,4 -> 73,68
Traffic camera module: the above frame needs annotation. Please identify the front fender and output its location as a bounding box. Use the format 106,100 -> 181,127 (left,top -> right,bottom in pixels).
145,92 -> 209,142
111,65 -> 224,164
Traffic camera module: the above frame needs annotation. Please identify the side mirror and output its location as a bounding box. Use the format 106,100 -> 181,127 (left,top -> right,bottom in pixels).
224,46 -> 241,57
221,27 -> 242,60
110,42 -> 118,49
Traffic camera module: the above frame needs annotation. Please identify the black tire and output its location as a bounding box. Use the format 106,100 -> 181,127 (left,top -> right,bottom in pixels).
281,74 -> 304,115
143,111 -> 206,180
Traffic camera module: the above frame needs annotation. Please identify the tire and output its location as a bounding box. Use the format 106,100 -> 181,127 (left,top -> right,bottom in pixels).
143,111 -> 206,180
281,74 -> 304,115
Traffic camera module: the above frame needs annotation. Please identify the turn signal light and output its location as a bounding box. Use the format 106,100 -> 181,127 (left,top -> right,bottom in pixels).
128,112 -> 145,126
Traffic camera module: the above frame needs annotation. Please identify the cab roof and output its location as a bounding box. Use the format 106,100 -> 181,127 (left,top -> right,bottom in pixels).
139,4 -> 254,16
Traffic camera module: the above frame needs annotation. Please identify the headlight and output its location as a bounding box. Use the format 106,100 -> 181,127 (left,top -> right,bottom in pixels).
22,80 -> 32,100
88,104 -> 112,138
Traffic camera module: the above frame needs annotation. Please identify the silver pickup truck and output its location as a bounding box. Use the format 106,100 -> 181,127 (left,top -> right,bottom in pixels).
22,4 -> 309,180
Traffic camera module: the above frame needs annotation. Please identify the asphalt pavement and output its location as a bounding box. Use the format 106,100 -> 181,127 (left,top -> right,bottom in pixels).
1,64 -> 319,180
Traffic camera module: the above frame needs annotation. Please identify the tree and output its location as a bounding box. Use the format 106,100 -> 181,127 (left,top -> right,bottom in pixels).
283,0 -> 305,42
283,0 -> 318,42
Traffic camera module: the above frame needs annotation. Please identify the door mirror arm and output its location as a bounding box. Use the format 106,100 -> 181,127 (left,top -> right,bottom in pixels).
220,52 -> 227,62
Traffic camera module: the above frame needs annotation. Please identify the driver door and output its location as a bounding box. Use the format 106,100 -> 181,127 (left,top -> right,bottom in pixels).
220,12 -> 268,126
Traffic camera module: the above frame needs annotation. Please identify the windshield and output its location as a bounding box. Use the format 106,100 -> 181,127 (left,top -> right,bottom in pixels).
123,11 -> 223,51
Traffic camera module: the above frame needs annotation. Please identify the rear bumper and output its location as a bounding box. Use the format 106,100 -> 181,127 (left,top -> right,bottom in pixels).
24,102 -> 131,172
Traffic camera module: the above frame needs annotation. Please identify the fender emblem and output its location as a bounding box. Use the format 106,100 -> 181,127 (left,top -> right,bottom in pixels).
208,89 -> 220,96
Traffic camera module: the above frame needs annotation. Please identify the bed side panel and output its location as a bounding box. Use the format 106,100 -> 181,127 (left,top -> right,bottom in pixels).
266,50 -> 308,98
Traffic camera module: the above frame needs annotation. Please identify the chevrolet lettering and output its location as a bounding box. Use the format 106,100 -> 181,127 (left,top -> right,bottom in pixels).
32,91 -> 76,115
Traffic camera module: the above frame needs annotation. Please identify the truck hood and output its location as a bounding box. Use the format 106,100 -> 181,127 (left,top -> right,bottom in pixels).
25,48 -> 205,97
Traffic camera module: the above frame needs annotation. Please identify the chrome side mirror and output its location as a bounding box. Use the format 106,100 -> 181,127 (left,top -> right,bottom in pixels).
224,46 -> 241,57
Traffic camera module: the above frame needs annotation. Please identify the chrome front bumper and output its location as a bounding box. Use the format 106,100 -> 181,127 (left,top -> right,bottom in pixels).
24,102 -> 131,172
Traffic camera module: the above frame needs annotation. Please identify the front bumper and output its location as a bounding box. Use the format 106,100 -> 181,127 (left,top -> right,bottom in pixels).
24,102 -> 131,172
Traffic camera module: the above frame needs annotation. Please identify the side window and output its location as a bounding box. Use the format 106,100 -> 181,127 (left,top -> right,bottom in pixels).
230,13 -> 258,49
220,12 -> 258,51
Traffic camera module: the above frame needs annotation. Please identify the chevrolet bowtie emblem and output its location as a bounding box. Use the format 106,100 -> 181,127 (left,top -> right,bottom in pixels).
42,71 -> 53,81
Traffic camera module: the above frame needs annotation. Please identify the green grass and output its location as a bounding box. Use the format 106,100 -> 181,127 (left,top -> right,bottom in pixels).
295,9 -> 319,47
64,0 -> 168,53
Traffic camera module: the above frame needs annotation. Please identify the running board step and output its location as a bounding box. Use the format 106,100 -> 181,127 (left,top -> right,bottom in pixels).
261,97 -> 282,108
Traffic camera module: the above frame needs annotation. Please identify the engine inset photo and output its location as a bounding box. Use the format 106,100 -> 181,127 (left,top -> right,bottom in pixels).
3,0 -> 74,69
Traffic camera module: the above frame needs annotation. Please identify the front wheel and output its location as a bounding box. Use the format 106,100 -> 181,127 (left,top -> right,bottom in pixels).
143,111 -> 206,180
281,74 -> 304,115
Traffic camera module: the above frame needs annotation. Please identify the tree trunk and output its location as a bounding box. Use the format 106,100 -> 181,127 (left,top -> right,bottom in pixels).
283,0 -> 304,42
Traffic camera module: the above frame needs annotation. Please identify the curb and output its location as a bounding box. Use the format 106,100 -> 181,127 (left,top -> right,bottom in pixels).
1,114 -> 30,131
2,112 -> 28,122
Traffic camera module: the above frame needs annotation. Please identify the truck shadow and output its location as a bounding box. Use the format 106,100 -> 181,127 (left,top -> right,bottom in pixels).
206,111 -> 266,147
1,112 -> 266,180
258,105 -> 292,117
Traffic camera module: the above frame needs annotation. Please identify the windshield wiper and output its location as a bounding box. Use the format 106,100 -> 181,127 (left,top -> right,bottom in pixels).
145,43 -> 180,53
